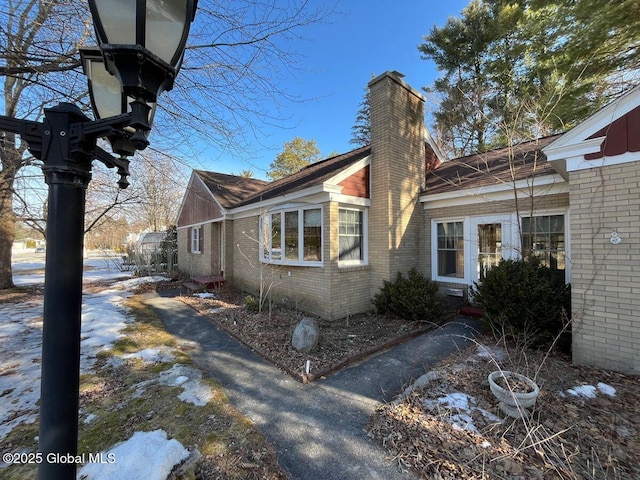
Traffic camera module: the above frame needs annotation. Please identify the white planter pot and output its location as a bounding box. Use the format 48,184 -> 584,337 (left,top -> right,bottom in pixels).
488,370 -> 540,418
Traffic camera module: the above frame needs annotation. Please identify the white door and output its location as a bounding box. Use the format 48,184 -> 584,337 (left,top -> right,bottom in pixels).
470,215 -> 513,284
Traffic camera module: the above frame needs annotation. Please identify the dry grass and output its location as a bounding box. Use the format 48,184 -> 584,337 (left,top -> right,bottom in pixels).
0,291 -> 287,480
368,334 -> 639,479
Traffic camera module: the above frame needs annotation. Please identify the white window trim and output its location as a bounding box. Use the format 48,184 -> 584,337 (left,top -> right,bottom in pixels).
338,207 -> 368,267
260,205 -> 324,267
432,217 -> 468,284
191,225 -> 202,254
431,210 -> 570,285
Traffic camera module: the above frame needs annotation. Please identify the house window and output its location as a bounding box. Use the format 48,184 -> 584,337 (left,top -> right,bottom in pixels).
270,213 -> 281,260
261,206 -> 322,265
521,214 -> 565,272
437,221 -> 464,278
339,209 -> 365,263
191,226 -> 203,254
477,223 -> 502,281
304,209 -> 322,261
285,211 -> 298,260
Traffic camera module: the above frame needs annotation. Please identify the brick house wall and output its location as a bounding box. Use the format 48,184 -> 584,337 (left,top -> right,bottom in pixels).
229,202 -> 376,320
368,72 -> 426,299
569,162 -> 640,374
543,85 -> 640,374
177,222 -> 221,277
230,209 -> 333,318
423,193 -> 570,296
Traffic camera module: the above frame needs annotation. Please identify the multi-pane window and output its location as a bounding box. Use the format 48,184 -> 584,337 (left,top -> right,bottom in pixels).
521,214 -> 565,271
284,211 -> 298,260
303,209 -> 322,261
262,207 -> 322,264
190,226 -> 202,253
437,221 -> 464,278
477,223 -> 502,281
339,209 -> 364,262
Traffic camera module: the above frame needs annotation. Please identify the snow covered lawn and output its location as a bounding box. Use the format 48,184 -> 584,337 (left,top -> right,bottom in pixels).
1,256 -> 284,479
1,266 -> 195,478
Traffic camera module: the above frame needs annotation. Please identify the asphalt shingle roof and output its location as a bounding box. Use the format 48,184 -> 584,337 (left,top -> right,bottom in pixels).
195,146 -> 371,209
424,134 -> 562,195
194,171 -> 269,209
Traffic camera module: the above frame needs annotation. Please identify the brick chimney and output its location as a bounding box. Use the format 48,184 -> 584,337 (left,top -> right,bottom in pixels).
367,71 -> 427,296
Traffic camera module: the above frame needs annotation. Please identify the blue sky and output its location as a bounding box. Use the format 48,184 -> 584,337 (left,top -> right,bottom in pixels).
197,0 -> 470,179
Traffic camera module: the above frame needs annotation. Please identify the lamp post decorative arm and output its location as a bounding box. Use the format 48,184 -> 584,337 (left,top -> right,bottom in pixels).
0,106 -> 133,189
0,103 -> 140,480
2,1 -> 197,478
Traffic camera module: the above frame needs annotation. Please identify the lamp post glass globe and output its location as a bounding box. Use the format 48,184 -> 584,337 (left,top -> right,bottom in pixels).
86,0 -> 196,146
89,0 -> 197,72
80,48 -> 127,120
81,48 -> 157,154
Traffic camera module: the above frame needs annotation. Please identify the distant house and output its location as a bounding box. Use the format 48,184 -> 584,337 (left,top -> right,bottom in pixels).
124,231 -> 170,271
138,232 -> 167,260
176,72 -> 640,374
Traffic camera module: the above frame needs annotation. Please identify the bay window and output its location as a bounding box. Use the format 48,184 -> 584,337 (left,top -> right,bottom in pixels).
261,206 -> 322,265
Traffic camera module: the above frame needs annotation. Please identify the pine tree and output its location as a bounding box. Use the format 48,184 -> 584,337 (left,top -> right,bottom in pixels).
350,86 -> 371,146
267,137 -> 321,180
419,0 -> 640,156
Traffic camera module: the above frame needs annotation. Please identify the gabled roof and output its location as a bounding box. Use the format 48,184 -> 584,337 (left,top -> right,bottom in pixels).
424,134 -> 562,195
544,83 -> 640,177
235,146 -> 370,207
190,145 -> 371,211
194,170 -> 269,209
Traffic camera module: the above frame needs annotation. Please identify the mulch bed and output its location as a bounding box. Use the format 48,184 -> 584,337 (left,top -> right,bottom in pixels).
173,286 -> 435,382
157,283 -> 639,479
367,339 -> 640,479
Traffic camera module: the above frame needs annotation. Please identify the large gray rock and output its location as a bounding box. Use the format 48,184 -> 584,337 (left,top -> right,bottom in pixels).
291,317 -> 320,353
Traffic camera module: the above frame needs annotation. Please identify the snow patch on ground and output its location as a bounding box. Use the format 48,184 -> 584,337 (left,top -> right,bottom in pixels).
158,364 -> 213,406
597,382 -> 616,397
423,392 -> 502,433
0,289 -> 132,440
109,276 -> 168,290
77,430 -> 189,480
123,347 -> 175,364
475,345 -> 506,362
207,307 -> 226,314
566,382 -> 616,398
0,270 -> 166,441
193,292 -> 216,299
132,364 -> 213,406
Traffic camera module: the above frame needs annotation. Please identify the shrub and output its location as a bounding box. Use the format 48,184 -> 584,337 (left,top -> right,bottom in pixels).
373,268 -> 443,323
470,256 -> 571,350
244,295 -> 260,313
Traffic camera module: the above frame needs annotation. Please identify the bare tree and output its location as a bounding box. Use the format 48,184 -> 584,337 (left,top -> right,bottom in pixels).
0,0 -> 334,288
125,151 -> 188,232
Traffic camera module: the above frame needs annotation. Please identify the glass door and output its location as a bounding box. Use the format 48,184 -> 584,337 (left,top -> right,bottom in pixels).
477,223 -> 502,281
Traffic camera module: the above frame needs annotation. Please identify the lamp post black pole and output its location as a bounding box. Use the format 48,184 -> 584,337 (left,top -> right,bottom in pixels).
1,104 -> 137,480
37,103 -> 94,479
1,5 -> 197,477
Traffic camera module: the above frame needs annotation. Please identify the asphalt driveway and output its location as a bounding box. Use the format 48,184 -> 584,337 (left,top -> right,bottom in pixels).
143,291 -> 480,480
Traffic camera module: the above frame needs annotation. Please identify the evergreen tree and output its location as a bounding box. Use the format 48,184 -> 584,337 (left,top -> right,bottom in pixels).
350,86 -> 371,146
420,0 -> 640,156
267,137 -> 321,180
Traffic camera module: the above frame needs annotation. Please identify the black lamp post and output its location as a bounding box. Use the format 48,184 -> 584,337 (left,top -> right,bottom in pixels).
0,1 -> 197,479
